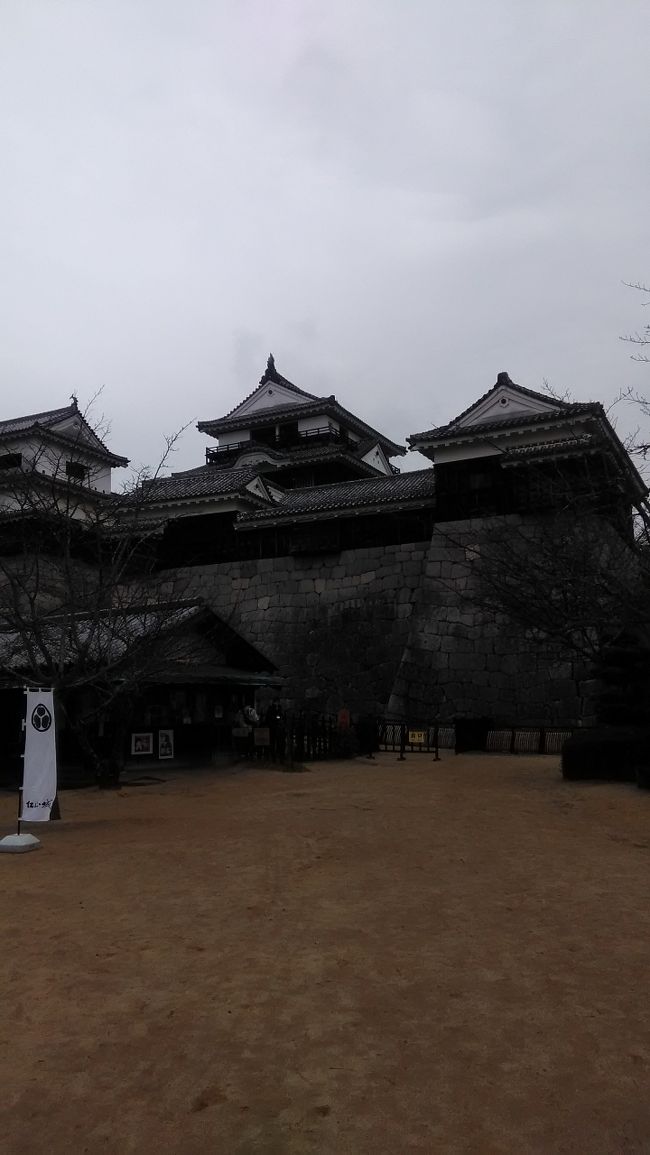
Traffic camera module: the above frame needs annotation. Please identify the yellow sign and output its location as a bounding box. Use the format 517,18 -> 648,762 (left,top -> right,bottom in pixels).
408,730 -> 426,745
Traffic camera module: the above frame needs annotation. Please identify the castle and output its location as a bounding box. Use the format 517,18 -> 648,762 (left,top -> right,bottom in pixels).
0,359 -> 645,763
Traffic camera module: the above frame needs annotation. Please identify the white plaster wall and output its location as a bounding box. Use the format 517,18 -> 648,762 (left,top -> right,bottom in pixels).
297,414 -> 338,434
219,429 -> 251,448
16,439 -> 113,491
91,465 -> 112,492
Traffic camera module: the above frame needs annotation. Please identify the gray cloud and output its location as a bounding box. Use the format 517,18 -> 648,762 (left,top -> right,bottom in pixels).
1,0 -> 648,476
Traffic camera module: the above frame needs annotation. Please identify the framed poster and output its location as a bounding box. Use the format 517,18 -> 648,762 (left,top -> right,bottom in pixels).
158,729 -> 174,760
131,732 -> 153,756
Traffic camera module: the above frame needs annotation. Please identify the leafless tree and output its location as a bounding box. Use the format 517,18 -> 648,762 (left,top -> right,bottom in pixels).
452,283 -> 650,670
0,407 -> 191,784
470,506 -> 650,664
621,280 -> 650,365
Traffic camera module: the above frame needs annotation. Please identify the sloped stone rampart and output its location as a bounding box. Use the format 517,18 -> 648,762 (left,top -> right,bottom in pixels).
387,518 -> 589,725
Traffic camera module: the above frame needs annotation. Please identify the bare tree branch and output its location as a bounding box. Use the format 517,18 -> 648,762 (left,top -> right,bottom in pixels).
0,410 -> 192,784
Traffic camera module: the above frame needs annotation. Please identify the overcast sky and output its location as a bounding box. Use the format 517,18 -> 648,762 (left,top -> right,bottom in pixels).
1,0 -> 649,477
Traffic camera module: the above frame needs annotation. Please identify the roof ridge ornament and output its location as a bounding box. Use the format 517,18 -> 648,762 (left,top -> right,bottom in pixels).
260,353 -> 279,385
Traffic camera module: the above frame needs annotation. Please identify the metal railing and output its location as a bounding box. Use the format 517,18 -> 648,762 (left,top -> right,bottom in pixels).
379,721 -> 449,759
246,715 -> 574,765
206,440 -> 257,464
378,721 -> 573,757
297,426 -> 355,446
205,427 -> 358,464
245,713 -> 337,765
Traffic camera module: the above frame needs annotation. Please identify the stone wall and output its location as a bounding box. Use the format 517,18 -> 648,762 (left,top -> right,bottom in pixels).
165,512 -> 594,725
169,540 -> 431,715
387,518 -> 593,726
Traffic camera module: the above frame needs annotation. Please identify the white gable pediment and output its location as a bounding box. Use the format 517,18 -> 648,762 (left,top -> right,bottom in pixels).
230,382 -> 313,420
244,476 -> 274,503
361,443 -> 392,475
454,384 -> 561,429
51,414 -> 108,454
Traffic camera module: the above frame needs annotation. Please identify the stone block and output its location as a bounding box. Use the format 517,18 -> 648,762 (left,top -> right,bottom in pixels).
449,652 -> 486,671
552,677 -> 578,699
238,598 -> 258,614
402,561 -> 422,577
450,563 -> 469,580
426,545 -> 453,563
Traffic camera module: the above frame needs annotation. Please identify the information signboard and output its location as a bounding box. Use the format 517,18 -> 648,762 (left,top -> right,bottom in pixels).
408,730 -> 426,745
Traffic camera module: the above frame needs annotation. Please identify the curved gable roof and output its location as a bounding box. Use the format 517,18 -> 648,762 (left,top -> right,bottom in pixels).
0,400 -> 129,466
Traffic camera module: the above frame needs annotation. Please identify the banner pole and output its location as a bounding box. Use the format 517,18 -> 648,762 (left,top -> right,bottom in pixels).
0,689 -> 45,854
16,689 -> 28,835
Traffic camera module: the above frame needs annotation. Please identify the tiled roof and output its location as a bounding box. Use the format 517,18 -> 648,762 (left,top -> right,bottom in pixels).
201,400 -> 325,431
267,448 -> 382,475
211,357 -> 319,422
502,435 -> 595,459
141,466 -> 268,504
236,469 -> 436,526
200,397 -> 406,456
0,601 -> 278,677
442,373 -> 573,429
0,403 -> 78,434
0,601 -> 204,669
258,355 -> 317,395
231,442 -> 386,476
170,462 -> 217,477
0,401 -> 128,465
409,403 -> 600,444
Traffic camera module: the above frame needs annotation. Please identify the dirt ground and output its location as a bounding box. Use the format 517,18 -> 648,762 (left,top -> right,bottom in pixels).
1,751 -> 650,1155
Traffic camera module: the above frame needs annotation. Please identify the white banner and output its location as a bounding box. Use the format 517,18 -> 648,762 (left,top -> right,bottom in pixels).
22,690 -> 57,823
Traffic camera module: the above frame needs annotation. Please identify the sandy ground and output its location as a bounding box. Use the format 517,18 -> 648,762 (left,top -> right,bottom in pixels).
1,751 -> 650,1155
